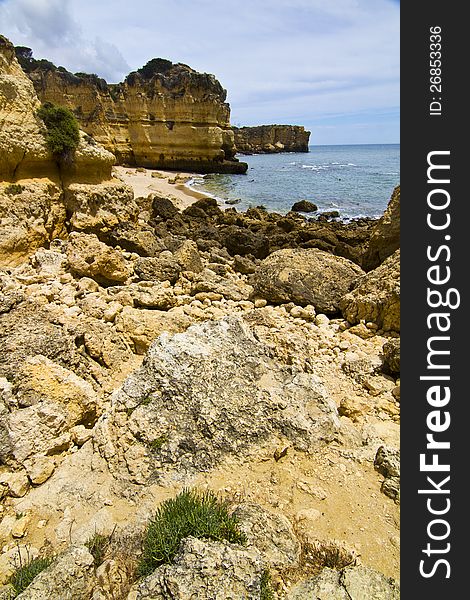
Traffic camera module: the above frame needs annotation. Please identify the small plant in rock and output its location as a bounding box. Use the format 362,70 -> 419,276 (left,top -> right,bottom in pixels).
137,488 -> 246,577
85,531 -> 112,567
37,101 -> 80,161
4,184 -> 23,196
148,435 -> 168,452
305,540 -> 356,571
260,568 -> 275,600
9,552 -> 53,597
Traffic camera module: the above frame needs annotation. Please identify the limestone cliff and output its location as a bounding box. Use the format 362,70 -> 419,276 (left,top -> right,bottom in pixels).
0,35 -> 133,267
233,124 -> 310,154
27,57 -> 247,174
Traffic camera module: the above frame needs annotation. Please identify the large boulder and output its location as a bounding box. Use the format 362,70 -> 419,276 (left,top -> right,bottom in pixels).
66,232 -> 131,284
340,249 -> 400,332
93,316 -> 339,482
251,248 -> 364,313
288,565 -> 400,600
363,186 -> 400,271
134,537 -> 264,600
220,225 -> 270,259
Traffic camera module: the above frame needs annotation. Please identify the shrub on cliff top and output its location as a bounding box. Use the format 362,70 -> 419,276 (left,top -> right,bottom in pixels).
37,102 -> 80,161
137,488 -> 246,577
137,57 -> 173,79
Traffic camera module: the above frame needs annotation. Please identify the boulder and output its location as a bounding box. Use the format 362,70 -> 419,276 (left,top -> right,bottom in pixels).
14,546 -> 96,600
287,565 -> 400,600
374,446 -> 400,503
173,240 -> 203,273
252,248 -> 364,313
134,537 -> 264,600
363,186 -> 400,271
105,222 -> 164,257
152,196 -> 180,220
94,316 -> 339,480
220,226 -> 270,259
66,233 -> 131,284
134,254 -> 181,284
382,338 -> 400,374
191,269 -> 253,302
340,250 -> 400,332
291,200 -> 318,212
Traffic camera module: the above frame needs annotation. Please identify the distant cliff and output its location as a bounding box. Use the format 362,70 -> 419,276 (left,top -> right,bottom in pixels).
233,125 -> 310,154
23,54 -> 247,174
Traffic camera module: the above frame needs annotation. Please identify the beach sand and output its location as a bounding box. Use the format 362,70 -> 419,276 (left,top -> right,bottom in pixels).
113,165 -> 212,210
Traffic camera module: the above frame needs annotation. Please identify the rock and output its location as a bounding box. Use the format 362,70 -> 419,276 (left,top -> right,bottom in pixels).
191,269 -> 253,302
287,565 -> 399,600
105,222 -> 164,257
95,317 -> 339,481
291,200 -> 318,212
340,250 -> 400,332
382,338 -> 400,374
0,470 -> 29,497
374,446 -> 400,503
152,196 -> 180,220
30,249 -> 67,276
66,233 -> 131,284
363,186 -> 400,270
129,283 -> 178,310
318,210 -> 340,221
233,254 -> 257,275
133,537 -> 264,600
232,503 -> 300,569
11,515 -> 30,538
65,182 -> 137,235
252,248 -> 364,313
233,125 -> 310,154
134,254 -> 181,284
29,60 -> 247,174
25,456 -> 55,484
0,545 -> 39,586
173,240 -> 203,273
15,546 -> 96,600
220,226 -> 270,259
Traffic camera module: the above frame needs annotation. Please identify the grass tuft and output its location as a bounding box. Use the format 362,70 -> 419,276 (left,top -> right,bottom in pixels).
85,532 -> 111,567
260,568 -> 275,600
9,555 -> 52,597
137,488 -> 246,577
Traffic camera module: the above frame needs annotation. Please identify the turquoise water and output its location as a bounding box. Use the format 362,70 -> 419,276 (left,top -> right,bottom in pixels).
189,144 -> 399,220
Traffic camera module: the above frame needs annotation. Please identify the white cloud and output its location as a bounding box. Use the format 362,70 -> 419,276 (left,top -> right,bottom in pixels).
0,0 -> 399,143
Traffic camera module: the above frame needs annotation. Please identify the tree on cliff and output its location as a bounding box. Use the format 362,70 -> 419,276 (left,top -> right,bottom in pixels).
37,102 -> 80,162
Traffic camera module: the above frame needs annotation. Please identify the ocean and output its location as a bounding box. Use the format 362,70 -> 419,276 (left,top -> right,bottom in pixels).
188,144 -> 399,221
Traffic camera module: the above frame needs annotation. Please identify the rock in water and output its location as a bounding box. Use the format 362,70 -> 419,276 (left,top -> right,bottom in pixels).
340,249 -> 400,332
251,248 -> 364,313
291,200 -> 318,212
94,316 -> 339,482
233,125 -> 310,154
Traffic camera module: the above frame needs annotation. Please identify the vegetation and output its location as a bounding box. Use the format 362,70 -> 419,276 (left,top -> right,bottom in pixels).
260,569 -> 275,600
149,435 -> 168,452
4,184 -> 23,196
85,532 -> 112,567
14,46 -> 57,73
137,58 -> 173,79
9,555 -> 53,597
37,102 -> 80,161
137,488 -> 246,577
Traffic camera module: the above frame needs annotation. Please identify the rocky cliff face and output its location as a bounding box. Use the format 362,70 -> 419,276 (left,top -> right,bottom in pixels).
233,125 -> 310,154
27,58 -> 247,174
0,35 -> 133,267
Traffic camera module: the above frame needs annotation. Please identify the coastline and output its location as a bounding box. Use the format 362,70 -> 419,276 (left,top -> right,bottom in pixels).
113,165 -> 214,211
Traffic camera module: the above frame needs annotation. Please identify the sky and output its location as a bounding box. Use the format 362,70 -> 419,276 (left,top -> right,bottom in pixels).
0,0 -> 400,145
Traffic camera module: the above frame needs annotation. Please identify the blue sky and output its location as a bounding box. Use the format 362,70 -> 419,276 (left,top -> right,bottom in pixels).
0,0 -> 399,144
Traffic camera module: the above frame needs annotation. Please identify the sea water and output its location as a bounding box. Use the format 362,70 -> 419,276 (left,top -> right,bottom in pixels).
189,144 -> 399,221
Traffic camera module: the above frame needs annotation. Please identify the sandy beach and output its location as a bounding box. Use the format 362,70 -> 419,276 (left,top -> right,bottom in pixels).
113,165 -> 212,210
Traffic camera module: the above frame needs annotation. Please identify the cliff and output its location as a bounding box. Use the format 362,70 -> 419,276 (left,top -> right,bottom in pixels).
233,124 -> 310,154
26,56 -> 247,174
0,35 -> 134,266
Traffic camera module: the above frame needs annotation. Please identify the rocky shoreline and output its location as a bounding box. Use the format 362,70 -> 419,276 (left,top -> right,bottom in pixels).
1,34 -> 400,599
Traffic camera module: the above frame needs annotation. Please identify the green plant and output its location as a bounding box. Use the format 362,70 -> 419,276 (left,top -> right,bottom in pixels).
4,184 -> 23,196
260,569 -> 275,600
85,532 -> 111,567
138,488 -> 246,577
149,435 -> 168,452
9,555 -> 53,597
37,102 -> 80,161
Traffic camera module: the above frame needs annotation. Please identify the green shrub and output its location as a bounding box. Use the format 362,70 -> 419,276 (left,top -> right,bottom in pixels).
9,556 -> 53,597
4,184 -> 23,196
138,488 -> 246,577
85,532 -> 111,567
260,569 -> 275,600
37,102 -> 80,160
